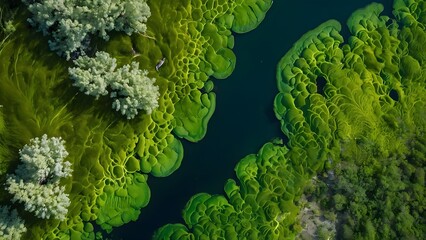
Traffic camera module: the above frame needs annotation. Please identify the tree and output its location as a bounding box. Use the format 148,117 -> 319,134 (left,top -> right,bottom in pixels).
110,61 -> 160,118
69,51 -> 116,98
0,205 -> 27,240
69,51 -> 159,119
332,193 -> 347,211
5,134 -> 72,220
22,0 -> 151,59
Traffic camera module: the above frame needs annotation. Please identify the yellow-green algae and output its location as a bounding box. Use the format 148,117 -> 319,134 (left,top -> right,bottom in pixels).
0,0 -> 272,238
154,140 -> 306,240
154,1 -> 426,239
277,1 -> 426,236
103,0 -> 273,142
0,19 -> 154,238
275,1 -> 426,174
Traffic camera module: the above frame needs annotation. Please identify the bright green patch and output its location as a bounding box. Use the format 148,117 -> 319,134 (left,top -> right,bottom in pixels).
154,140 -> 307,239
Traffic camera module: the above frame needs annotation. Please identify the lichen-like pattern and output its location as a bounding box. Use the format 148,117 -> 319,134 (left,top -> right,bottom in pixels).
0,24 -> 154,238
272,1 -> 426,237
274,20 -> 344,174
154,140 -> 306,239
274,1 -> 426,173
154,0 -> 426,239
0,0 -> 272,239
104,0 -> 273,142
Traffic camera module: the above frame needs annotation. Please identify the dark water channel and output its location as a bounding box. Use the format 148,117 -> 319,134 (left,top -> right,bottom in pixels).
113,0 -> 393,239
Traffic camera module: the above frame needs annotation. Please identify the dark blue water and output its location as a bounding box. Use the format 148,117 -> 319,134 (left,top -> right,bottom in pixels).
112,0 -> 393,239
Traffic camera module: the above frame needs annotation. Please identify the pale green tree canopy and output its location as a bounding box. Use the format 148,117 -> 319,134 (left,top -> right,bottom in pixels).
22,0 -> 151,59
5,134 -> 72,221
0,205 -> 27,240
69,51 -> 160,119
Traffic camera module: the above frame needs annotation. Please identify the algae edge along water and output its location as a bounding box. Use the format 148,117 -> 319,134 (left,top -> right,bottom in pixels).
115,0 -> 398,239
152,0 -> 425,239
0,0 -> 273,239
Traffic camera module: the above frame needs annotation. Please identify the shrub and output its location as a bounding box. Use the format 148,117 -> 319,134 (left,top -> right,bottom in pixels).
22,0 -> 151,59
0,205 -> 27,240
69,51 -> 159,119
5,134 -> 72,220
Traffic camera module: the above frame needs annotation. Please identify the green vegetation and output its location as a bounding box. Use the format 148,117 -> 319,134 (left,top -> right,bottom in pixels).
310,134 -> 425,239
154,139 -> 306,239
0,205 -> 27,240
6,135 -> 72,220
0,0 -> 272,238
276,1 -> 426,238
154,0 -> 426,239
21,0 -> 151,59
25,0 -> 159,119
69,51 -> 160,119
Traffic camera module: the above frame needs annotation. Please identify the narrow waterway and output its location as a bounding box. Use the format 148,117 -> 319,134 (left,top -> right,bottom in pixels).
112,0 -> 393,238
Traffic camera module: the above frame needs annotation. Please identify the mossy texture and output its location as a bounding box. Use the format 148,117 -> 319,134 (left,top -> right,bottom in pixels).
274,1 -> 426,173
155,0 -> 426,239
275,1 -> 426,238
0,21 -> 154,237
103,0 -> 272,142
0,0 -> 272,238
154,140 -> 306,239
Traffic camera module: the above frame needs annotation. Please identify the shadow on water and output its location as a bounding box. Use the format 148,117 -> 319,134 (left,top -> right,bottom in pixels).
112,0 -> 393,239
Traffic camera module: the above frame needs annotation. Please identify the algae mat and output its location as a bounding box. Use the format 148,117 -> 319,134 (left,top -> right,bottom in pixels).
151,0 -> 426,239
0,0 -> 272,239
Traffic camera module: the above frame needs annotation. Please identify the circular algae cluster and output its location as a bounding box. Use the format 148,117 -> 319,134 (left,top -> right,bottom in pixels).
154,140 -> 306,239
0,0 -> 272,239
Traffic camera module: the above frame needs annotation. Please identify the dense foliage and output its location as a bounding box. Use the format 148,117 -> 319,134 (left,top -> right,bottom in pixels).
21,0 -> 151,59
310,133 -> 426,239
22,0 -> 158,119
275,0 -> 426,239
69,51 -> 160,118
0,205 -> 27,240
5,135 -> 72,220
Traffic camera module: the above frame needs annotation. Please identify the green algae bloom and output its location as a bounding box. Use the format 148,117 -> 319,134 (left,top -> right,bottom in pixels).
154,0 -> 426,239
154,140 -> 305,239
0,0 -> 272,238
